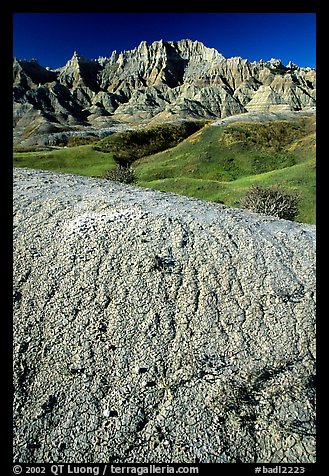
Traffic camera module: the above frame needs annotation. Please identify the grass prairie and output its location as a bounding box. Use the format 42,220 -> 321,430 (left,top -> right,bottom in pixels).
134,117 -> 315,223
13,144 -> 117,177
13,115 -> 316,224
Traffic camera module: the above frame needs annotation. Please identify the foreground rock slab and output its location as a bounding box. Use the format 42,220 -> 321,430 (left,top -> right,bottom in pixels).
13,168 -> 316,463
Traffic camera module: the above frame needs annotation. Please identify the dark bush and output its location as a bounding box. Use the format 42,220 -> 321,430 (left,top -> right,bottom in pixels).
67,136 -> 99,147
240,186 -> 300,221
93,121 -> 207,164
103,165 -> 136,185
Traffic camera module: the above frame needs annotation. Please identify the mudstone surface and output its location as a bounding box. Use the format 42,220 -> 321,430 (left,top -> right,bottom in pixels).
13,168 -> 316,463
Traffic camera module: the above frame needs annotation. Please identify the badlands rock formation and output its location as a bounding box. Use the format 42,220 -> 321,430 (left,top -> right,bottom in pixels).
13,39 -> 316,145
13,168 -> 316,463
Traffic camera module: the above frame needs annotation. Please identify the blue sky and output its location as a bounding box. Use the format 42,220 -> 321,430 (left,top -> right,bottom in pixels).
13,13 -> 316,69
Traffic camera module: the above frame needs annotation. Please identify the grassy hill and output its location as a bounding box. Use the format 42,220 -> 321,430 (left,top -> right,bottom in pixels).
13,115 -> 316,224
13,144 -> 117,177
93,121 -> 207,164
134,117 -> 316,224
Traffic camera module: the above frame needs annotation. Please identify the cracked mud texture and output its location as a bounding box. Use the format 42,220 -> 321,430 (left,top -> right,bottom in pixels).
13,168 -> 316,463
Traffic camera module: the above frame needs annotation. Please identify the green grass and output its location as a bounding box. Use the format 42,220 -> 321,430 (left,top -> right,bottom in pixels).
93,121 -> 207,164
135,119 -> 314,181
13,145 -> 117,177
13,116 -> 316,224
139,159 -> 315,224
134,117 -> 316,224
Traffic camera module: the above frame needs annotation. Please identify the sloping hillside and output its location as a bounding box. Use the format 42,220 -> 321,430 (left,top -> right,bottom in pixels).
13,112 -> 316,224
134,114 -> 315,223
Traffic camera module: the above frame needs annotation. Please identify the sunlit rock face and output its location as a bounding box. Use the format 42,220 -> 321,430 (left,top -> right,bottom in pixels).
13,39 -> 316,145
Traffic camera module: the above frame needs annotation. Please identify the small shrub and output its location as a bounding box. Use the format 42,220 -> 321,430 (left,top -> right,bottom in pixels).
240,186 -> 300,221
103,165 -> 136,184
67,136 -> 98,147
